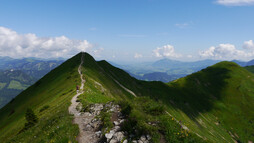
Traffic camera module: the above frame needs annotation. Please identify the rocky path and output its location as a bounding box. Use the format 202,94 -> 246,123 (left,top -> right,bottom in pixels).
68,53 -> 101,143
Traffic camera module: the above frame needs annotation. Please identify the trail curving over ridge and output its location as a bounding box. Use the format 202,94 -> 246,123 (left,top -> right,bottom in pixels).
68,53 -> 101,143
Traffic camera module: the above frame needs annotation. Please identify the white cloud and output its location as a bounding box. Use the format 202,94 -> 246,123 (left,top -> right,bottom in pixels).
153,45 -> 181,58
92,48 -> 104,57
216,0 -> 254,6
243,40 -> 254,50
134,53 -> 143,59
199,43 -> 253,60
0,26 -> 94,58
175,23 -> 189,29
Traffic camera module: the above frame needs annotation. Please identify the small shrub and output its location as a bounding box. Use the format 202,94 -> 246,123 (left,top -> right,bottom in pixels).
23,108 -> 38,131
8,109 -> 15,116
119,101 -> 132,116
39,105 -> 50,112
144,103 -> 165,115
100,109 -> 113,133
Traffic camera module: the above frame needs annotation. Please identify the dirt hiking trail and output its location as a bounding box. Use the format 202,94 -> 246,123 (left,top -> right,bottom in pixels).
68,53 -> 101,143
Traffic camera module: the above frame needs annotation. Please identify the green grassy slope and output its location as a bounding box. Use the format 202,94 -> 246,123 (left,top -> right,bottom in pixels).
0,53 -> 82,143
165,62 -> 254,142
78,54 -> 204,142
1,52 -> 253,143
80,56 -> 254,142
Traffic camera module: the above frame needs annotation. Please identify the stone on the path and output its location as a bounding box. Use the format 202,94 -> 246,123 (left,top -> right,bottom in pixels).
113,131 -> 124,142
95,131 -> 102,137
114,121 -> 119,126
105,130 -> 115,140
109,139 -> 118,143
84,124 -> 93,131
112,126 -> 120,132
123,139 -> 128,143
146,135 -> 151,140
120,119 -> 125,123
140,135 -> 146,141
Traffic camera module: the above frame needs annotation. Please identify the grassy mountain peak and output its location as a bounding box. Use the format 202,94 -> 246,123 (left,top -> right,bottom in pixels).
0,53 -> 253,143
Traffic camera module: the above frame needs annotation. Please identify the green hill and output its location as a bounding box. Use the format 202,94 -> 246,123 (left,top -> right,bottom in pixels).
165,62 -> 254,142
245,65 -> 254,73
0,53 -> 81,142
0,52 -> 253,143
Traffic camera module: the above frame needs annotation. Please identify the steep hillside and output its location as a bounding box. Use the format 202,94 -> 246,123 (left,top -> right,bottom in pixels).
166,62 -> 254,142
0,53 -> 81,142
79,56 -> 254,142
1,53 -> 253,143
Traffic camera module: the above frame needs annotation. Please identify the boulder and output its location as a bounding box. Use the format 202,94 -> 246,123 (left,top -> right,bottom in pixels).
114,121 -> 119,126
146,135 -> 151,140
95,131 -> 102,138
113,132 -> 124,142
140,135 -> 146,141
105,132 -> 114,140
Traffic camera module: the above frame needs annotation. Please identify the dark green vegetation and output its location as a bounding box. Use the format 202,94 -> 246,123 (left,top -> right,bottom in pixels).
0,52 -> 254,142
0,57 -> 63,108
22,108 -> 38,131
245,65 -> 254,73
118,98 -> 205,143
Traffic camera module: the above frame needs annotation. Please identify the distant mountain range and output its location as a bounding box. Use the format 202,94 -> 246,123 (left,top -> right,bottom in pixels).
0,56 -> 64,78
112,58 -> 254,82
0,56 -> 64,108
232,59 -> 254,66
1,56 -> 254,108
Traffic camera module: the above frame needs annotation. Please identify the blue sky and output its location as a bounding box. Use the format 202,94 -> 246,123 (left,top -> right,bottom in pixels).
0,0 -> 254,62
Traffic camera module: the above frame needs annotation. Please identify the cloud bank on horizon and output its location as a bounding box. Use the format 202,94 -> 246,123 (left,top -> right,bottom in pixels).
216,0 -> 254,6
0,26 -> 95,58
0,26 -> 254,61
152,41 -> 254,61
199,42 -> 254,60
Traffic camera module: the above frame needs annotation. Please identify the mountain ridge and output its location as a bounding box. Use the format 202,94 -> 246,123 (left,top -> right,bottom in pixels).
0,52 -> 253,142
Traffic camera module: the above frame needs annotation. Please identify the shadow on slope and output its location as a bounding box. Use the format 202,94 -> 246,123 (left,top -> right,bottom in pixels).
98,57 -> 232,119
167,64 -> 231,119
